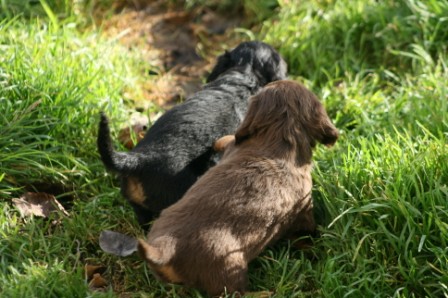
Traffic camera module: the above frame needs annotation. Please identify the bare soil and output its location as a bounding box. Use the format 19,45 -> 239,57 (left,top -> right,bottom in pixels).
102,0 -> 245,109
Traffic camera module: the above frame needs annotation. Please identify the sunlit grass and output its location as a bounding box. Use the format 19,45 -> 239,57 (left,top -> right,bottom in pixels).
263,0 -> 448,86
0,13 -> 146,298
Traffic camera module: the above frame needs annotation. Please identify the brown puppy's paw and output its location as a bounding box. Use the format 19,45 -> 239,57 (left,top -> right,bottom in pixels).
213,135 -> 235,152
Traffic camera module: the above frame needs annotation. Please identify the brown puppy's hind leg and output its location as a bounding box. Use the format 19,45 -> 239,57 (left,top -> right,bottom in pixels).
288,205 -> 317,250
206,253 -> 247,297
294,208 -> 316,236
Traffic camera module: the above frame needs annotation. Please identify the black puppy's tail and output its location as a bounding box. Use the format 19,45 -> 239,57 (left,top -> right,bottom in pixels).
97,112 -> 146,174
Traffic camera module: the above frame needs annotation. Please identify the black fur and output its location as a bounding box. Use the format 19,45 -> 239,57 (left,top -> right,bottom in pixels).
97,41 -> 287,228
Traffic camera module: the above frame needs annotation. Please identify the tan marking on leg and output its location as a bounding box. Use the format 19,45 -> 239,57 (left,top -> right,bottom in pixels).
157,265 -> 183,284
125,177 -> 146,206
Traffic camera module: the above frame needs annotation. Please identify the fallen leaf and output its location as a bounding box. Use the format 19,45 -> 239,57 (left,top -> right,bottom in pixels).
118,126 -> 146,149
84,264 -> 107,281
99,230 -> 138,257
118,113 -> 149,149
12,192 -> 69,218
88,273 -> 108,290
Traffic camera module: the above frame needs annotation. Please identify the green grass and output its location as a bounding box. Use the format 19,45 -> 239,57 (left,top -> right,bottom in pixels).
1,0 -> 447,297
0,11 -> 147,298
0,16 -> 140,199
263,0 -> 448,86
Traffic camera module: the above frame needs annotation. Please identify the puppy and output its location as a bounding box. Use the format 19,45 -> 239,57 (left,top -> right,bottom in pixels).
97,41 -> 287,228
138,80 -> 339,296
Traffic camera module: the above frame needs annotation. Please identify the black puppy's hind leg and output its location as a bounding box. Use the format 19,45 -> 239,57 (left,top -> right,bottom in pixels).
129,200 -> 156,231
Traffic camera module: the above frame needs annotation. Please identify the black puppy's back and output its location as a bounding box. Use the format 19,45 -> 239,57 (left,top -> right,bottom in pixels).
97,41 -> 287,227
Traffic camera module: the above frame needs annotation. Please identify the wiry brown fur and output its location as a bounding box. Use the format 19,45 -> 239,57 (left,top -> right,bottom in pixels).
138,80 -> 339,296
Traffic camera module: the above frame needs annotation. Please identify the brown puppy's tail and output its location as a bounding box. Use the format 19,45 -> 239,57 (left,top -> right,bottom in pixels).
97,112 -> 147,174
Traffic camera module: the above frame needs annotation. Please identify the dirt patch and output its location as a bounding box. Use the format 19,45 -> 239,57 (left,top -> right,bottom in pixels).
102,1 -> 245,109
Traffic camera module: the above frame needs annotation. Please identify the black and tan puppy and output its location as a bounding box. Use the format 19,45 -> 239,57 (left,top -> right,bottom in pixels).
98,41 -> 287,228
138,80 -> 339,296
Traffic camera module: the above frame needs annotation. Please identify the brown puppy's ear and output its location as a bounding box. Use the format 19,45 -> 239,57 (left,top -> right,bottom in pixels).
310,101 -> 339,147
213,135 -> 235,152
235,97 -> 261,144
320,124 -> 339,147
138,239 -> 163,265
317,108 -> 339,147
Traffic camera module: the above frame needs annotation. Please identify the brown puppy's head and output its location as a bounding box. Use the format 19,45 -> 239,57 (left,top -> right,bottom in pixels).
235,80 -> 338,160
138,237 -> 183,284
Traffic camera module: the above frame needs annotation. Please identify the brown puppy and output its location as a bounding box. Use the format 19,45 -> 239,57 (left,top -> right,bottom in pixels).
138,80 -> 339,296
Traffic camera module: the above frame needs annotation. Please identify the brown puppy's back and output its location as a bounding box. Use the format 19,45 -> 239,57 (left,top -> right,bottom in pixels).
140,147 -> 313,295
139,80 -> 338,296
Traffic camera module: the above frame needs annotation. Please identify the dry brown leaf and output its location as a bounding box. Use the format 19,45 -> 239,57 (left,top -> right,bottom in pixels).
88,273 -> 108,290
118,113 -> 149,149
84,264 -> 107,281
12,192 -> 69,218
118,126 -> 146,149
